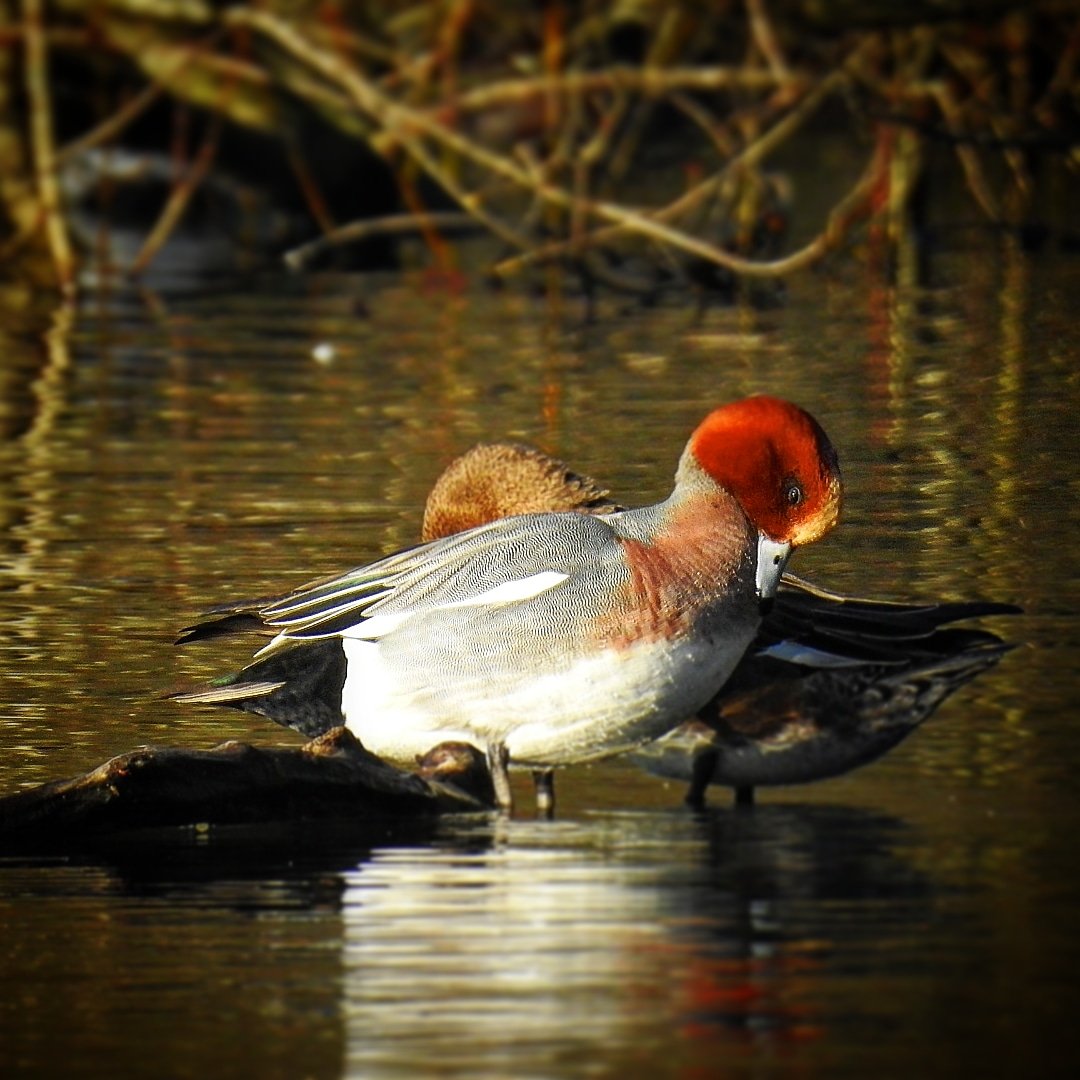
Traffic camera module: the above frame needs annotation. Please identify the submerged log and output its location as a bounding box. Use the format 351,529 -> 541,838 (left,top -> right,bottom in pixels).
0,728 -> 494,853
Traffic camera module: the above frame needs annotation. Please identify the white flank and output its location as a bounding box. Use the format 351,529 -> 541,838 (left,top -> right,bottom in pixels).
341,629 -> 757,769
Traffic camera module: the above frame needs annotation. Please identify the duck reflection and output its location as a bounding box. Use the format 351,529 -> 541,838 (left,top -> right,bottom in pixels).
338,804 -> 930,1073
653,804 -> 931,1051
9,798 -> 933,1074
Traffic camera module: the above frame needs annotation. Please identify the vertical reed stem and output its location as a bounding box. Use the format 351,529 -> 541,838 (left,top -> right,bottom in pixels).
23,0 -> 75,294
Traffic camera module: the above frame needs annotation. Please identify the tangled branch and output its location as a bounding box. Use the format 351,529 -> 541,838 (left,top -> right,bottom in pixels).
0,0 -> 1074,292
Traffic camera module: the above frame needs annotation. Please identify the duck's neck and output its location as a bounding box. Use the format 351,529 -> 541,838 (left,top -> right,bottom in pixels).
606,474 -> 757,617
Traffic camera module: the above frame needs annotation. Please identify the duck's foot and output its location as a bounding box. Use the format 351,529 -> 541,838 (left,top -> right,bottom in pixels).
734,785 -> 755,809
486,742 -> 513,813
684,747 -> 720,809
533,769 -> 555,819
415,741 -> 496,807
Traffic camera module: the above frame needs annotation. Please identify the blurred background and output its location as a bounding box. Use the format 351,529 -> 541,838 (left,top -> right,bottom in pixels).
1,0 -> 1077,295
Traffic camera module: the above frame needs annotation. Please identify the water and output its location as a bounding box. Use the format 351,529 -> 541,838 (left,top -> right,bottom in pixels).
0,240 -> 1077,1077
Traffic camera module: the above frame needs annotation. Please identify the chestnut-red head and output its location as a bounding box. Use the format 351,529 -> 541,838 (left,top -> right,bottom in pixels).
686,395 -> 842,546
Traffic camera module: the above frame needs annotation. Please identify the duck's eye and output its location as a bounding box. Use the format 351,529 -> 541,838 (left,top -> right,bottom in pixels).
785,481 -> 804,507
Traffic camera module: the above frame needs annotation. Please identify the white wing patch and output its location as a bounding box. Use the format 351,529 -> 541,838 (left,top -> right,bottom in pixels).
757,641 -> 868,668
341,610 -> 415,640
440,570 -> 570,609
296,570 -> 571,645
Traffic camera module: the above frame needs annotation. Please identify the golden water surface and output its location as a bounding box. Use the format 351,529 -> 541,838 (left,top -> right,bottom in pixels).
0,242 -> 1076,1077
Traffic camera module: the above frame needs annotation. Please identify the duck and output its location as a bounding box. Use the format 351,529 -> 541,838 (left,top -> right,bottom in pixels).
174,395 -> 843,812
406,442 -> 1019,808
176,429 -> 1017,812
629,582 -> 1016,806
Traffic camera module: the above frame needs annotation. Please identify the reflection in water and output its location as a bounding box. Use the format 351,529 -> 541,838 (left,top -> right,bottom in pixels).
0,805 -> 935,1078
338,807 -> 928,1076
5,301 -> 74,589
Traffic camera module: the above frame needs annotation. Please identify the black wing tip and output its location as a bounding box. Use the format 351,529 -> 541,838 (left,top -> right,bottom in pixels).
174,612 -> 276,645
780,574 -> 1023,618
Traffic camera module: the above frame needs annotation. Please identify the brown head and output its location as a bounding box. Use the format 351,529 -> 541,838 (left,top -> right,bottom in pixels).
422,443 -> 623,542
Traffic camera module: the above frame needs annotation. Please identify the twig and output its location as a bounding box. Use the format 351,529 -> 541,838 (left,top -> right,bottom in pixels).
23,0 -> 74,293
401,135 -> 535,253
129,113 -> 222,275
605,6 -> 698,182
302,15 -> 404,72
286,143 -> 338,235
669,91 -> 739,159
283,211 -> 479,270
445,65 -> 798,116
571,90 -> 629,249
229,9 -> 534,254
55,36 -> 224,167
745,0 -> 791,85
0,212 -> 43,264
506,104 -> 887,285
1033,17 -> 1080,118
927,81 -> 1000,220
494,46 -> 867,279
230,8 -> 862,280
56,80 -> 170,167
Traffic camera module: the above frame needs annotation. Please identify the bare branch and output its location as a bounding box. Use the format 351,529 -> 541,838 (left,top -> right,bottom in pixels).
283,211 -> 479,270
23,0 -> 74,292
745,0 -> 791,85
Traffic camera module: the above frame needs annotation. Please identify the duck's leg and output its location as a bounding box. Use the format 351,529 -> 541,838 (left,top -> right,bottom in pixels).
734,785 -> 755,808
684,747 -> 719,809
486,742 -> 514,813
533,769 -> 555,819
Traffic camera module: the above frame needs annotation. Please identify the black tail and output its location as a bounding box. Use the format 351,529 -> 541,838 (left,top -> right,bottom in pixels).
172,639 -> 347,738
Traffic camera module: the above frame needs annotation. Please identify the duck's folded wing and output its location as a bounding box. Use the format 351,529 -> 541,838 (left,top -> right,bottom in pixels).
255,511 -> 623,647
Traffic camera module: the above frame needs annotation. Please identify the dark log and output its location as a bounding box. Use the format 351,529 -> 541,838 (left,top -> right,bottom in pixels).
0,728 -> 493,854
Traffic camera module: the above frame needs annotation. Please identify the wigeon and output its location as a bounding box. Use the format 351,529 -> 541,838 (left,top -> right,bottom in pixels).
179,428 -> 1017,811
175,395 -> 842,811
407,440 -> 1019,808
631,581 -> 1016,806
